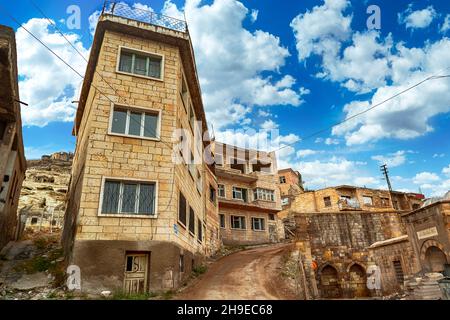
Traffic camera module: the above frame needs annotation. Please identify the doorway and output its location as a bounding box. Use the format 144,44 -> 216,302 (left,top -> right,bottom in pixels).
123,253 -> 149,294
425,246 -> 447,273
319,265 -> 342,298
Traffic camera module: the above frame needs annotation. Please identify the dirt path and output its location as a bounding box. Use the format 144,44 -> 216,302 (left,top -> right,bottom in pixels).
176,243 -> 296,300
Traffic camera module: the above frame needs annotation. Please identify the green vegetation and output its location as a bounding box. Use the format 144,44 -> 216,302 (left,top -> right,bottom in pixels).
192,265 -> 207,276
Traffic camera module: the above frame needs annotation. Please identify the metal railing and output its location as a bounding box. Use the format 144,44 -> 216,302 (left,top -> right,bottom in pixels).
102,1 -> 187,33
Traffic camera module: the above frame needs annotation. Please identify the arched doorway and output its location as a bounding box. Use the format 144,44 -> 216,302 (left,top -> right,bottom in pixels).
349,263 -> 369,297
319,265 -> 342,298
425,246 -> 447,272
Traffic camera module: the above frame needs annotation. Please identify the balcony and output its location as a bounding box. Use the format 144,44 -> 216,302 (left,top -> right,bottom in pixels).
102,0 -> 187,33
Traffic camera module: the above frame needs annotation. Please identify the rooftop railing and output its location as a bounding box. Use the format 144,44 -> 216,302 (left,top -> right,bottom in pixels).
102,1 -> 187,33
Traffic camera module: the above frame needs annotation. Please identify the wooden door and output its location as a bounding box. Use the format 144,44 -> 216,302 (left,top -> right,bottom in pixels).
123,253 -> 149,294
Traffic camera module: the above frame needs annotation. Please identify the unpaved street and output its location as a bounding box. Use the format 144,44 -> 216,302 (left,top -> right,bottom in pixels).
176,243 -> 296,300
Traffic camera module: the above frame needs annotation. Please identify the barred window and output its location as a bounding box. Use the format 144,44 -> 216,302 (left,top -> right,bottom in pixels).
101,180 -> 155,215
118,49 -> 162,79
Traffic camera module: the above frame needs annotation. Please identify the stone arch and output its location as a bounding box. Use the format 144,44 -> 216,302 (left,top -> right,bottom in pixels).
318,264 -> 342,299
347,262 -> 369,298
420,240 -> 448,272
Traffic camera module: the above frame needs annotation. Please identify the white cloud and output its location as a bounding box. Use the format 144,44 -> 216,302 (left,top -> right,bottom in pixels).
250,9 -> 258,23
433,153 -> 445,158
163,0 -> 304,130
325,138 -> 339,145
443,164 -> 450,176
290,0 -> 352,60
441,14 -> 450,33
398,5 -> 437,30
371,150 -> 407,167
331,38 -> 450,145
413,172 -> 440,184
260,119 -> 278,130
296,149 -> 319,158
17,18 -> 88,127
354,176 -> 379,186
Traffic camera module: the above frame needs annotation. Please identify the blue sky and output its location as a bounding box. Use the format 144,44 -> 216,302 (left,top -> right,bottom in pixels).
0,0 -> 449,196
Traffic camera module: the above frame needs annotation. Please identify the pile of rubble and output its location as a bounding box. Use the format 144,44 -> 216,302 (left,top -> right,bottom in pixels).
404,273 -> 445,300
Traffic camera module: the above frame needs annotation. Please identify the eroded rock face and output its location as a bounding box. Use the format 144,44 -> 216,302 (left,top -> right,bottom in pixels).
18,154 -> 72,230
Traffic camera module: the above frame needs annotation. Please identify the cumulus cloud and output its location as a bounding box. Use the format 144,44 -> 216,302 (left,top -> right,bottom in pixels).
398,5 -> 437,30
17,18 -> 88,127
296,149 -> 320,158
260,119 -> 278,130
443,164 -> 450,176
325,138 -> 339,145
163,0 -> 305,130
441,14 -> 450,33
371,150 -> 407,167
290,0 -> 351,60
413,172 -> 440,184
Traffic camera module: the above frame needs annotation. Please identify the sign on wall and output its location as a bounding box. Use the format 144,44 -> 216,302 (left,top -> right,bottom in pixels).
417,227 -> 438,240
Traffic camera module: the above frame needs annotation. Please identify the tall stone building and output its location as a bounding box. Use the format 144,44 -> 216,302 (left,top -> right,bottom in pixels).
281,183 -> 425,298
0,25 -> 26,249
62,4 -> 218,294
214,142 -> 284,245
278,168 -> 303,212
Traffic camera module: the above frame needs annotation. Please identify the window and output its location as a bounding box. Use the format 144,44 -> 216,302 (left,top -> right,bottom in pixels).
279,176 -> 286,184
118,48 -> 162,79
209,185 -> 216,203
214,153 -> 223,166
232,187 -> 247,202
188,152 -> 195,178
268,213 -> 275,221
323,196 -> 332,207
252,217 -> 265,231
111,106 -> 159,139
178,192 -> 187,226
188,206 -> 195,235
230,215 -> 246,230
281,198 -> 289,206
393,260 -> 404,284
412,203 -> 420,210
230,161 -> 245,174
218,184 -> 225,198
31,217 -> 38,225
393,200 -> 399,210
253,188 -> 275,202
219,214 -> 225,228
101,180 -> 156,215
197,218 -> 203,242
363,196 -> 373,205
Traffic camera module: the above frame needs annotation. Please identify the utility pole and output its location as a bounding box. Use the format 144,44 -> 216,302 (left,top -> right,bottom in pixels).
380,164 -> 395,209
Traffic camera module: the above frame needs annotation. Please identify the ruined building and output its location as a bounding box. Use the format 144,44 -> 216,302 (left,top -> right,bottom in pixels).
214,142 -> 284,245
0,25 -> 26,249
278,168 -> 303,213
62,4 -> 219,294
280,182 -> 425,298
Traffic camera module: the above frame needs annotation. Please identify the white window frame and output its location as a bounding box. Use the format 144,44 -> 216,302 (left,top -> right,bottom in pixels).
251,217 -> 265,232
98,176 -> 158,218
253,188 -> 275,202
116,46 -> 164,81
232,186 -> 246,201
218,184 -> 226,198
230,215 -> 246,230
108,103 -> 161,141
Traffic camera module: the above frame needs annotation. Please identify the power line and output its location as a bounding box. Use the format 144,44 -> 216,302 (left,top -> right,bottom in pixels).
271,69 -> 450,153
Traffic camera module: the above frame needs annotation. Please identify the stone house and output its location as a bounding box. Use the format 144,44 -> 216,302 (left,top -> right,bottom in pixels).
282,184 -> 425,298
0,25 -> 26,250
214,142 -> 284,245
278,168 -> 303,211
62,5 -> 219,294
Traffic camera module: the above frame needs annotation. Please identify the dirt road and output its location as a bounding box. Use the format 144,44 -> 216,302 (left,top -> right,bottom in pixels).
176,243 -> 296,300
